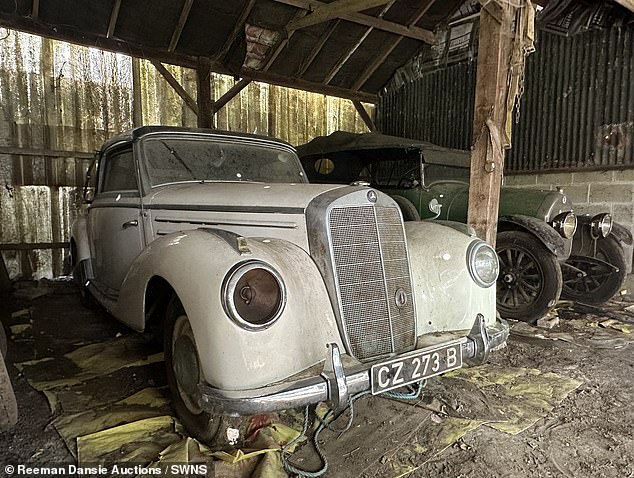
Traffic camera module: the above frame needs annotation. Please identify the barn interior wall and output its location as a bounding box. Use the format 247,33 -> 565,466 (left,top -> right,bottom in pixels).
0,28 -> 371,280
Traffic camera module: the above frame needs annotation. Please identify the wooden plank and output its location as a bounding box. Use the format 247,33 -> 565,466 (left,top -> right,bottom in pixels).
352,100 -> 376,131
0,242 -> 69,251
151,60 -> 199,115
295,19 -> 340,78
197,57 -> 214,128
168,0 -> 194,52
466,2 -> 515,245
213,79 -> 251,112
287,0 -> 391,31
106,0 -> 122,39
31,0 -> 39,19
614,0 -> 634,12
215,0 -> 257,62
0,253 -> 10,291
273,0 -> 435,43
0,146 -> 93,159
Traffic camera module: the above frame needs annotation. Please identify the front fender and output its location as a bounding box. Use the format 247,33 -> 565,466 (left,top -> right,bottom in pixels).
572,217 -> 633,255
70,213 -> 91,263
611,222 -> 633,246
498,215 -> 569,260
404,221 -> 497,336
115,228 -> 343,391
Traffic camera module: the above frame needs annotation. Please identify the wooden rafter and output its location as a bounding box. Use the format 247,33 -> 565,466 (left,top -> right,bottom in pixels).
215,0 -> 257,61
31,0 -> 39,19
151,60 -> 199,115
168,0 -> 194,52
263,9 -> 307,71
287,0 -> 391,31
213,79 -> 251,112
295,19 -> 339,78
323,0 -> 395,85
197,57 -> 214,128
352,0 -> 437,91
614,0 -> 634,12
352,100 -> 376,131
106,0 -> 122,39
272,0 -> 435,43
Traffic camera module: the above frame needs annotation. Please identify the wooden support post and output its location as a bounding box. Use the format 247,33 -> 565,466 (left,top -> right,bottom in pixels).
132,58 -> 143,127
196,58 -> 214,129
467,2 -> 515,245
0,254 -> 10,292
352,100 -> 376,132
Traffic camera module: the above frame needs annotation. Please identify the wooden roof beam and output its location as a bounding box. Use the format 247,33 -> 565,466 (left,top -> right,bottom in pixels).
323,0 -> 395,84
287,0 -> 391,31
215,0 -> 257,61
352,0 -> 437,91
168,0 -> 194,52
614,0 -> 634,12
272,0 -> 435,43
263,9 -> 307,71
151,60 -> 199,115
295,19 -> 339,78
106,0 -> 122,39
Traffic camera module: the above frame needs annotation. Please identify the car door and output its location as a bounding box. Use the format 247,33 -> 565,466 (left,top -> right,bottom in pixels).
88,145 -> 145,296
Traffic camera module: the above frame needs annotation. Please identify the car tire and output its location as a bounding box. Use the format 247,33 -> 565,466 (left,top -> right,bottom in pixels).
164,296 -> 247,447
561,235 -> 627,305
0,326 -> 18,430
392,195 -> 421,221
496,231 -> 563,324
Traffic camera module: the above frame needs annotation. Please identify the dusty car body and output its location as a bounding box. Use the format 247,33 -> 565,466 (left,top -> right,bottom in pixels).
71,126 -> 507,444
298,131 -> 631,322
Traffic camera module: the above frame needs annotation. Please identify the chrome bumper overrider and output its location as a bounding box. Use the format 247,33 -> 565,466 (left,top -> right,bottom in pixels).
198,315 -> 509,416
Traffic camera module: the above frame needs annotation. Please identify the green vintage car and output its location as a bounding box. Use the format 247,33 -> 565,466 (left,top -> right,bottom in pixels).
298,131 -> 631,323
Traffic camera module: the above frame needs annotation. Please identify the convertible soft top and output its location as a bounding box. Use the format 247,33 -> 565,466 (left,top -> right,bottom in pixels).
296,131 -> 471,168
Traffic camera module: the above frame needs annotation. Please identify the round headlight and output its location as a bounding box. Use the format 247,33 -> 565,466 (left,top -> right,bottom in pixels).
591,213 -> 612,238
222,261 -> 286,330
467,241 -> 499,288
551,211 -> 577,239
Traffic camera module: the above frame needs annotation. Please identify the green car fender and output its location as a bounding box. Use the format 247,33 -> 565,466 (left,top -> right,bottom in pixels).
498,215 -> 568,260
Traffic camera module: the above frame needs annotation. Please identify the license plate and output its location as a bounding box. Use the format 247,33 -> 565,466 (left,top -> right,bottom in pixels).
370,342 -> 463,395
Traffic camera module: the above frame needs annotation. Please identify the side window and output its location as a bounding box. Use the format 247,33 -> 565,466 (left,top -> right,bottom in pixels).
100,149 -> 137,193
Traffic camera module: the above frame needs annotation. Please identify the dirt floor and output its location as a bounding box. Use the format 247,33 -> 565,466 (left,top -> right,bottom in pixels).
1,280 -> 633,478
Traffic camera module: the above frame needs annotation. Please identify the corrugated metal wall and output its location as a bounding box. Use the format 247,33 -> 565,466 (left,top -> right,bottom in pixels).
0,28 -> 370,279
377,25 -> 634,173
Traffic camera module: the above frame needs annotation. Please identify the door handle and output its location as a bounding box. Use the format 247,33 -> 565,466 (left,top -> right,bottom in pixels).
122,220 -> 138,229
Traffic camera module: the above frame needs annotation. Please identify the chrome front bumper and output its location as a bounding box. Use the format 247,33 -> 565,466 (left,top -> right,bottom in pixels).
198,315 -> 509,416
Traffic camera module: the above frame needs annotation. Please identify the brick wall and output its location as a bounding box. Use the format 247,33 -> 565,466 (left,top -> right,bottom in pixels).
505,171 -> 634,271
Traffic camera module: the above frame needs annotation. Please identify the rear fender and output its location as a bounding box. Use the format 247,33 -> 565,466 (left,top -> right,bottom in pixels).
115,228 -> 343,391
498,215 -> 569,260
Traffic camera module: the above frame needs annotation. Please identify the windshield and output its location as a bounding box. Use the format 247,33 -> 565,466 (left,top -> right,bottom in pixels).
423,163 -> 470,185
141,136 -> 306,186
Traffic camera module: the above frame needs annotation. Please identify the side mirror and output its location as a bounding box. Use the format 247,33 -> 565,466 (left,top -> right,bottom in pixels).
428,198 -> 442,219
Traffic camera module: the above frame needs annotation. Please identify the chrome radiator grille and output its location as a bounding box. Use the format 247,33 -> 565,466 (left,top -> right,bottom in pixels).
329,206 -> 416,360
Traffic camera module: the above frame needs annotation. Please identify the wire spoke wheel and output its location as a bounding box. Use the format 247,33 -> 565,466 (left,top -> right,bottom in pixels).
561,236 -> 626,305
496,231 -> 562,323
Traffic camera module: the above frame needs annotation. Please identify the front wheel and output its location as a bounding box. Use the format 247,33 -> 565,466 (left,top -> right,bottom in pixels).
496,231 -> 563,323
561,236 -> 627,305
164,296 -> 246,446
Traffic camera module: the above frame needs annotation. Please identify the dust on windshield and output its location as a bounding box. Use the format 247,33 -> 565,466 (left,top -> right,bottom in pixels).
141,136 -> 306,186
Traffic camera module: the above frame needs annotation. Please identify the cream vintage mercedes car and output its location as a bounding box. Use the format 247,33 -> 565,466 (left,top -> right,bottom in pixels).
71,126 -> 508,445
